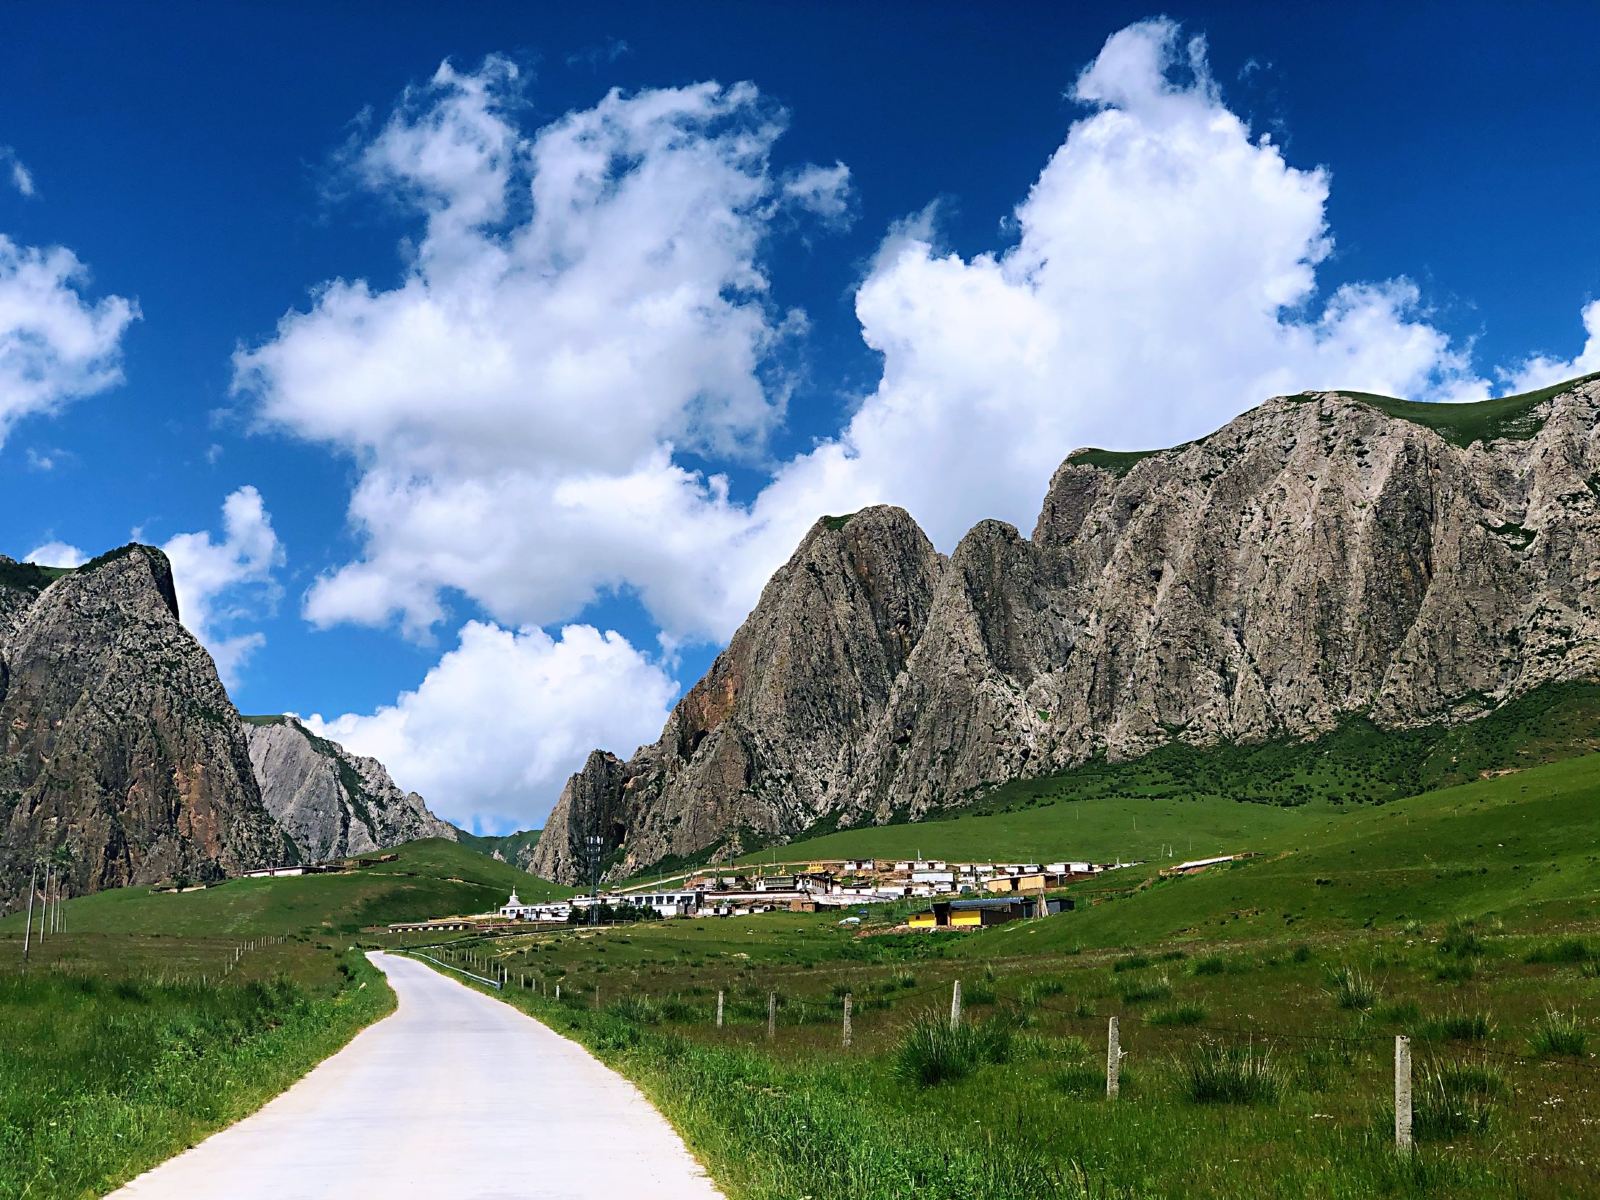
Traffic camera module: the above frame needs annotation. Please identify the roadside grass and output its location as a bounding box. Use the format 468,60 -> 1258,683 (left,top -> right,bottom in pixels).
0,948 -> 391,1199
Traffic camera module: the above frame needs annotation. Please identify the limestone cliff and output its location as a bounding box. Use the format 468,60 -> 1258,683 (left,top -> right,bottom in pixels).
531,375 -> 1600,885
529,505 -> 942,881
0,546 -> 288,909
244,717 -> 457,862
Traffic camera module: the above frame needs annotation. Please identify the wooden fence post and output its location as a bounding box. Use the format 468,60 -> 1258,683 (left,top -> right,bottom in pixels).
716,989 -> 725,1028
767,992 -> 777,1040
1107,1016 -> 1121,1099
842,993 -> 853,1049
1395,1035 -> 1412,1153
950,979 -> 963,1029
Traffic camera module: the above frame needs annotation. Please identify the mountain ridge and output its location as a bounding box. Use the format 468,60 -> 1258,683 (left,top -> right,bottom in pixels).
530,374 -> 1600,885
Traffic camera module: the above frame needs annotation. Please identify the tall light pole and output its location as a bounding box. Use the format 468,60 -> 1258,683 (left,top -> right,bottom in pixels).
586,834 -> 603,928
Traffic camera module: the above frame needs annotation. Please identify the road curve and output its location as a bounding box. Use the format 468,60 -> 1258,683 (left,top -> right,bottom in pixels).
110,951 -> 725,1200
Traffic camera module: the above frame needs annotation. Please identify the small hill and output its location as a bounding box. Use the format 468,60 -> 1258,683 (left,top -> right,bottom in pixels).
0,839 -> 570,939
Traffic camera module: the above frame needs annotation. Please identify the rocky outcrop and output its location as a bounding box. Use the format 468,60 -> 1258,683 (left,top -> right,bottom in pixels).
528,505 -> 943,882
531,375 -> 1600,885
244,717 -> 457,862
0,546 -> 289,909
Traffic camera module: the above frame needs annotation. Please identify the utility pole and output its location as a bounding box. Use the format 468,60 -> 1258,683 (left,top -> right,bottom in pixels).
585,834 -> 603,928
22,859 -> 36,964
39,863 -> 51,943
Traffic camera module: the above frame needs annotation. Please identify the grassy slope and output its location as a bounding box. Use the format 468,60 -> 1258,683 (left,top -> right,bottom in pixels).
999,751 -> 1600,954
0,838 -> 570,940
753,682 -> 1600,868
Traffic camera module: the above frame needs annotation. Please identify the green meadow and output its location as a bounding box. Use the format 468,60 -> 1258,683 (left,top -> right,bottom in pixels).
0,839 -> 563,1199
416,735 -> 1600,1200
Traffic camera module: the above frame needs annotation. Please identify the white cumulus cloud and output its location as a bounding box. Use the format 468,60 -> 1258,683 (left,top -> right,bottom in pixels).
749,18 -> 1488,549
1503,299 -> 1600,393
22,540 -> 84,567
235,58 -> 840,643
305,621 -> 677,833
0,235 -> 137,448
160,486 -> 284,687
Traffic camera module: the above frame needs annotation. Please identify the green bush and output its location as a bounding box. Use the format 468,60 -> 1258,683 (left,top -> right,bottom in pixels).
1436,920 -> 1486,958
1526,938 -> 1596,965
1191,954 -> 1229,976
1117,973 -> 1172,1005
1182,1042 -> 1284,1105
1112,953 -> 1152,973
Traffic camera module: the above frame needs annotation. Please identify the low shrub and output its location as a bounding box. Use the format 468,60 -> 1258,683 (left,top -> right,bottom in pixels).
1525,937 -> 1595,965
963,981 -> 997,1006
1118,973 -> 1172,1005
1182,1042 -> 1284,1105
1112,954 -> 1152,973
1436,920 -> 1486,959
1191,955 -> 1228,976
1020,978 -> 1067,1004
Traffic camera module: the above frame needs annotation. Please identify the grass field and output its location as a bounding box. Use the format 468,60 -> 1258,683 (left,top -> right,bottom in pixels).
0,838 -> 568,943
0,837 -> 567,1199
0,944 -> 393,1199
406,742 -> 1600,1200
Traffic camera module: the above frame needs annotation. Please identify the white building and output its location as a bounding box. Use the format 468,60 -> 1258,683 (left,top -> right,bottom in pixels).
500,891 -> 572,922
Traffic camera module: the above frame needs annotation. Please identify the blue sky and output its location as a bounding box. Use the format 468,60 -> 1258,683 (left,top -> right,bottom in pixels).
3,2 -> 1597,833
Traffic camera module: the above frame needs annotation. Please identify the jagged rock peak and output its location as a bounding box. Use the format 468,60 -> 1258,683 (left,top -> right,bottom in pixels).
532,374 -> 1600,885
1,543 -> 285,909
243,716 -> 457,862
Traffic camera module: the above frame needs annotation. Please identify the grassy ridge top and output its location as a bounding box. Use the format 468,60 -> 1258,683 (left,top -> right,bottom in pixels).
0,839 -> 571,939
1299,370 -> 1600,448
1065,371 -> 1600,476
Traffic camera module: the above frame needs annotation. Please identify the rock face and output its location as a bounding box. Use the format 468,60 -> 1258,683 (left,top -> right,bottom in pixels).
537,376 -> 1600,885
0,546 -> 288,909
244,717 -> 457,862
529,505 -> 943,882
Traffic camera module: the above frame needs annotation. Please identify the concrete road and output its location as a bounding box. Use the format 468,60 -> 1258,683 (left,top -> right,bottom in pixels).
110,952 -> 725,1200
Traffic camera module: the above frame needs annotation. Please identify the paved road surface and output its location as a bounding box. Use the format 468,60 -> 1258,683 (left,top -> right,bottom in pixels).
110,952 -> 725,1200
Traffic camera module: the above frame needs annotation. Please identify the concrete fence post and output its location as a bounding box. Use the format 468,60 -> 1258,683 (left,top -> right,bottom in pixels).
1107,1016 -> 1121,1099
716,989 -> 725,1028
767,992 -> 777,1040
950,979 -> 963,1030
555,984 -> 560,1001
842,993 -> 853,1049
1395,1035 -> 1413,1153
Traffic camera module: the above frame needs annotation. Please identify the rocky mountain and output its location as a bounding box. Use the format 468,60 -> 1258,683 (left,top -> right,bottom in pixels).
531,374 -> 1600,884
0,546 -> 288,909
243,716 -> 457,863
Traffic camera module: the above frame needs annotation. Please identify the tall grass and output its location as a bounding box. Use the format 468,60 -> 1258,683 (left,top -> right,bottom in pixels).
0,952 -> 391,1198
1409,1063 -> 1503,1140
892,1011 -> 1016,1087
1528,1009 -> 1587,1057
1327,966 -> 1380,1011
1181,1042 -> 1285,1105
